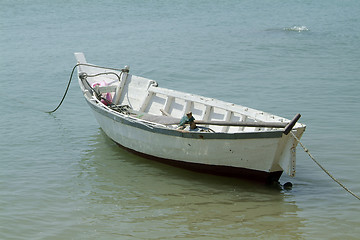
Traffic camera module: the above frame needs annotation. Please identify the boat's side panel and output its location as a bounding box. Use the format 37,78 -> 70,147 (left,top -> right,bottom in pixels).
88,100 -> 285,174
115,141 -> 283,182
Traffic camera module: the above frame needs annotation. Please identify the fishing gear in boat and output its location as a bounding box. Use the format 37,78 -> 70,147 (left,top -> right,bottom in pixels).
79,71 -> 122,106
109,105 -> 133,115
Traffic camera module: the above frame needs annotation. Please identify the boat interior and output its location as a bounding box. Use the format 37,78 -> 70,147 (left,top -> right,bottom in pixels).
76,61 -> 300,134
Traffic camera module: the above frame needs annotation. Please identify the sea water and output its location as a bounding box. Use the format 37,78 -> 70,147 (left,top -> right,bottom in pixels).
1,0 -> 359,239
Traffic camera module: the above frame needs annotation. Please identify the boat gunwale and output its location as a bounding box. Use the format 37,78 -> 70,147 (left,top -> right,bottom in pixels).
84,96 -> 285,140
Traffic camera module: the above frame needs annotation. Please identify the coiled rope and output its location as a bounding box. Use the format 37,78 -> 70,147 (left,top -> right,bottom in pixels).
46,63 -> 124,113
290,132 -> 360,200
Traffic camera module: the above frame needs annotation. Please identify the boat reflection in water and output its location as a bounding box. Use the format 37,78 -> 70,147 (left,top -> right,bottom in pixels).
76,130 -> 306,239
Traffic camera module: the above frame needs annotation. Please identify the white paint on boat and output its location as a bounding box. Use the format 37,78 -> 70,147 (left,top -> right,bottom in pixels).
75,52 -> 306,181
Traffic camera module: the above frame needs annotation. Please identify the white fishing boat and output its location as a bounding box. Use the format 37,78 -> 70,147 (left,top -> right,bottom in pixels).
74,53 -> 306,183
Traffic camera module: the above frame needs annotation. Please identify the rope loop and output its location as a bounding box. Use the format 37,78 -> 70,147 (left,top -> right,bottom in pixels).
46,63 -> 124,113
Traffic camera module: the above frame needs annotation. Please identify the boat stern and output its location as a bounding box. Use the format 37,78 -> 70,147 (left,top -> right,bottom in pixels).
272,125 -> 306,177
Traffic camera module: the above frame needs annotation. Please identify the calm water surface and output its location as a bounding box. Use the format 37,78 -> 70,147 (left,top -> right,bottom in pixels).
1,0 -> 359,239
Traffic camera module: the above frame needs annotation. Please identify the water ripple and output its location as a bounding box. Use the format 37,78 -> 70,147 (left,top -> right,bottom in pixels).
283,25 -> 310,32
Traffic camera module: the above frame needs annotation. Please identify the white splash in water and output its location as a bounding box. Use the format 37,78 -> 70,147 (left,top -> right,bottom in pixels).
284,26 -> 309,32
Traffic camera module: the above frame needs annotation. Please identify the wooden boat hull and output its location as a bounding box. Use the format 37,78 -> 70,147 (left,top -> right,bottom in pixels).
87,98 -> 297,183
115,141 -> 283,183
75,53 -> 306,183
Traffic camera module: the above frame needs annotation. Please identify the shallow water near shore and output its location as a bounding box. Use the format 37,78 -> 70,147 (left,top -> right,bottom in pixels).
1,0 -> 359,239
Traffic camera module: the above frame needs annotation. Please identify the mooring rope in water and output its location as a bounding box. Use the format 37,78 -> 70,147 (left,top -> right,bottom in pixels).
46,63 -> 124,113
290,132 -> 360,201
